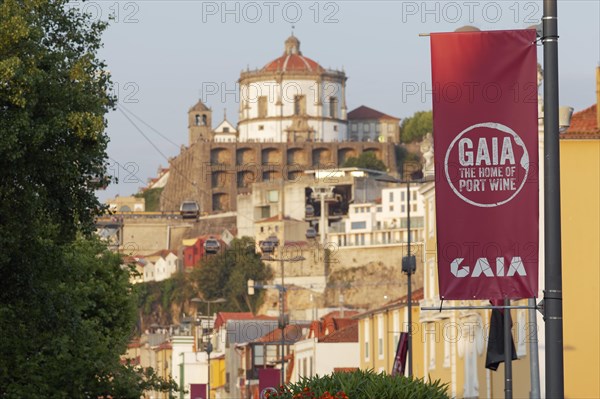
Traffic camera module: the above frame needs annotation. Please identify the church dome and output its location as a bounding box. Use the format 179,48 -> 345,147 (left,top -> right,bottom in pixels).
262,35 -> 324,73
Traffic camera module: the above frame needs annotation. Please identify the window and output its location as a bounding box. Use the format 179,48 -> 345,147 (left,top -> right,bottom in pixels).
351,221 -> 366,230
401,192 -> 405,201
352,123 -> 358,132
393,311 -> 400,349
364,319 -> 370,360
195,114 -> 201,126
258,96 -> 267,118
333,125 -> 338,131
401,205 -> 405,213
443,333 -> 450,368
364,123 -> 370,132
388,124 -> 394,133
412,204 -> 417,212
389,192 -> 394,202
258,125 -> 264,131
429,327 -> 436,370
329,97 -> 338,118
376,207 -> 382,213
390,205 -> 394,212
202,114 -> 207,126
254,345 -> 265,366
294,95 -> 306,115
412,192 -> 417,200
223,127 -> 230,133
377,315 -> 384,359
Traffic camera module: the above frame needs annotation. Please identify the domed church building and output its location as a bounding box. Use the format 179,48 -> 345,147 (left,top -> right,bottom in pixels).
238,35 -> 347,143
160,36 -> 398,213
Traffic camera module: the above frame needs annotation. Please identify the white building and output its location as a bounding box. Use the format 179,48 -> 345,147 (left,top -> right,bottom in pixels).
153,252 -> 178,282
213,113 -> 237,143
141,250 -> 178,283
330,185 -> 425,247
171,335 -> 209,399
237,35 -> 348,143
292,323 -> 359,383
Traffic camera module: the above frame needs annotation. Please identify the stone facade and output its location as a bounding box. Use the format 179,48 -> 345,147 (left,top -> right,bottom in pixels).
160,140 -> 397,213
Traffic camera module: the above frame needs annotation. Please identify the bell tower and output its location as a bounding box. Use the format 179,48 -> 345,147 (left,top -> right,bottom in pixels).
188,100 -> 212,144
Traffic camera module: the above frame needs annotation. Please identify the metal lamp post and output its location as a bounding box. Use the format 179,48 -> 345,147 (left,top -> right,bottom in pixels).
542,1 -> 565,396
192,297 -> 226,399
376,172 -> 421,378
261,253 -> 306,387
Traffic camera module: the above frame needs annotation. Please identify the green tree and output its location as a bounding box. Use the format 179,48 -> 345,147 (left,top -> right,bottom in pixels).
342,151 -> 387,171
135,187 -> 164,211
400,110 -> 433,143
193,237 -> 273,313
0,238 -> 179,398
395,146 -> 422,175
0,0 -> 177,396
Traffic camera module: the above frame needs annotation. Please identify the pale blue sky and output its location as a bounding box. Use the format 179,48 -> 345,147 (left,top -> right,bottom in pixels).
94,0 -> 600,201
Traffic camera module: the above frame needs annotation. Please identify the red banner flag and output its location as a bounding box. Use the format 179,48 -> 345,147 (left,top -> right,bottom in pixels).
431,30 -> 539,300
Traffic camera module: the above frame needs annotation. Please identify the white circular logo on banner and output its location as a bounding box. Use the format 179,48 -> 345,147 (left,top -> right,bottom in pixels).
444,122 -> 530,207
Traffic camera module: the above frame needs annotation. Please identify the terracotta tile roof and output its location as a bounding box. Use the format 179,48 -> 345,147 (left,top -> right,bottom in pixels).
319,322 -> 358,343
253,324 -> 309,344
213,312 -> 255,330
562,104 -> 600,139
321,310 -> 361,320
348,105 -> 399,121
263,53 -> 324,73
354,288 -> 425,319
308,313 -> 360,339
127,340 -> 141,349
155,342 -> 172,350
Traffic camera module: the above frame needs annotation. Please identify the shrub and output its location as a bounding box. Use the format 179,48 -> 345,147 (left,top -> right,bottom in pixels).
265,369 -> 449,399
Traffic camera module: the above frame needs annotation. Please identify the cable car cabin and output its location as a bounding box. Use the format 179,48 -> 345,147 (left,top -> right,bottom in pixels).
305,204 -> 315,218
180,200 -> 200,220
203,238 -> 220,254
305,227 -> 317,239
259,235 -> 279,254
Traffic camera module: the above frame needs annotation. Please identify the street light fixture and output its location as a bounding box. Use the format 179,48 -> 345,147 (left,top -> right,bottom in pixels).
260,251 -> 305,387
376,172 -> 422,378
191,297 -> 226,399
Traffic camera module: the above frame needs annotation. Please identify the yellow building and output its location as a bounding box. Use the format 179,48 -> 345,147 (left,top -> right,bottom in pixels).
356,288 -> 424,375
210,355 -> 226,399
560,76 -> 600,398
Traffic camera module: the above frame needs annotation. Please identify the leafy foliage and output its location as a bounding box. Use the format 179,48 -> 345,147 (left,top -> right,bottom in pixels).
0,0 -> 178,396
193,237 -> 273,314
267,369 -> 449,399
395,146 -> 422,175
0,238 -> 179,398
400,110 -> 433,143
135,187 -> 164,211
342,151 -> 387,171
134,237 -> 273,328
